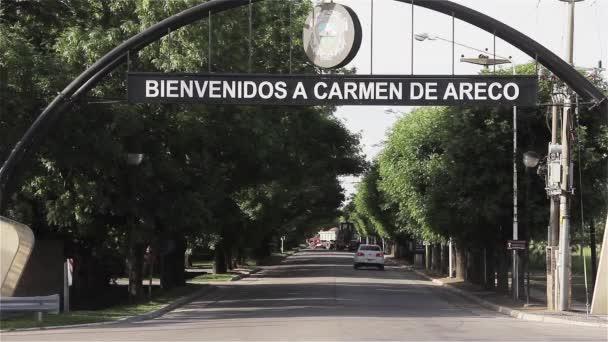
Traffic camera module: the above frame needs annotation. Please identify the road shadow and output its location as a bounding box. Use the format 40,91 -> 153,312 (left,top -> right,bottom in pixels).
122,249 -> 496,327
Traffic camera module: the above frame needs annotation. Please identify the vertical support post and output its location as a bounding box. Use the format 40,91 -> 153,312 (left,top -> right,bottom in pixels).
248,0 -> 253,73
288,0 -> 293,74
557,0 -> 577,311
370,0 -> 374,75
410,0 -> 414,75
575,94 -> 591,314
167,28 -> 172,71
449,238 -> 453,278
63,261 -> 70,313
558,94 -> 572,311
149,262 -> 153,301
208,10 -> 212,73
451,13 -> 455,75
527,246 -> 531,304
547,104 -> 560,311
425,243 -> 430,270
512,105 -> 519,300
493,32 -> 496,74
483,248 -> 487,287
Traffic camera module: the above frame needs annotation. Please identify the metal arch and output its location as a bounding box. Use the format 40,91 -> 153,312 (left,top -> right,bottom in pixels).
1,0 -> 606,207
0,0 -> 259,206
405,0 -> 605,103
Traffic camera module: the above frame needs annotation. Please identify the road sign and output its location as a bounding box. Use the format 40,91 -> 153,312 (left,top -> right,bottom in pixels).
128,73 -> 538,106
507,240 -> 527,250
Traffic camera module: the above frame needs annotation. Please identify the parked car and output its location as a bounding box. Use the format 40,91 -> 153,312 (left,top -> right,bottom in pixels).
353,244 -> 384,270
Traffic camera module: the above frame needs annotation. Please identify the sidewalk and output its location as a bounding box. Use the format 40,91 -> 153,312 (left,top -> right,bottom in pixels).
385,256 -> 608,328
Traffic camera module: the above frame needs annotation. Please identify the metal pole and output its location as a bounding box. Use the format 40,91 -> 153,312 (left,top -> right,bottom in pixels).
547,104 -> 560,310
411,0 -> 414,75
448,238 -> 453,278
557,0 -> 578,312
288,0 -> 293,74
484,248 -> 487,287
248,0 -> 252,73
451,13 -> 455,75
208,10 -> 212,73
558,95 -> 572,311
149,262 -> 153,301
370,0 -> 373,75
493,32 -> 496,74
513,64 -> 519,300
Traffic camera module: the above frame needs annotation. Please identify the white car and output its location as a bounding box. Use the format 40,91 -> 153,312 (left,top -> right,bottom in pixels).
353,244 -> 384,270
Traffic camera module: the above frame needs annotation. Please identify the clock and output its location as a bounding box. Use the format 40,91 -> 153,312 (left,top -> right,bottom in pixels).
303,2 -> 362,69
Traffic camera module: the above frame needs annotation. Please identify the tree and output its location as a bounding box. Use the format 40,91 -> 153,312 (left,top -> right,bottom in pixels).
1,0 -> 365,300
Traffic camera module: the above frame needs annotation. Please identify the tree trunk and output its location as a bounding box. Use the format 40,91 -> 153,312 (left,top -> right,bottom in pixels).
454,243 -> 466,279
496,241 -> 509,293
224,244 -> 233,271
160,239 -> 176,290
466,249 -> 479,284
214,240 -> 228,274
441,244 -> 449,276
485,247 -> 496,290
174,238 -> 186,286
432,244 -> 441,272
127,242 -> 145,300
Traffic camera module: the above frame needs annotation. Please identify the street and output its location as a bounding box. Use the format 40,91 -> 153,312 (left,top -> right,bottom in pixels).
2,250 -> 606,341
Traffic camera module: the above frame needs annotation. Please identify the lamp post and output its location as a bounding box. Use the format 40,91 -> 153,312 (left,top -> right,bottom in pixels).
522,151 -> 541,304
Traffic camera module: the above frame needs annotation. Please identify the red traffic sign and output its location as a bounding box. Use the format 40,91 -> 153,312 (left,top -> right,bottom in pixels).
507,240 -> 527,250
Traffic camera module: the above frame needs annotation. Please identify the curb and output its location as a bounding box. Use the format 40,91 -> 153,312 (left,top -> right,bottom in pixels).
412,269 -> 607,328
230,267 -> 262,281
0,284 -> 216,333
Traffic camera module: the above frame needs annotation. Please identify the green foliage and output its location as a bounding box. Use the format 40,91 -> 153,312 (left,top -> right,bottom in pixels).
1,0 -> 364,293
355,63 -> 606,249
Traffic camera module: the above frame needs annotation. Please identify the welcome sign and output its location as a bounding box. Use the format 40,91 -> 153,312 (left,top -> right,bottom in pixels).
128,73 -> 537,106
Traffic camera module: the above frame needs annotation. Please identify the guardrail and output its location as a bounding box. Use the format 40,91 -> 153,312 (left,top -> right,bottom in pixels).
0,294 -> 60,322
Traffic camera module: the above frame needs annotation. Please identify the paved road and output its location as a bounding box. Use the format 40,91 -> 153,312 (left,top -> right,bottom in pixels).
3,250 -> 606,341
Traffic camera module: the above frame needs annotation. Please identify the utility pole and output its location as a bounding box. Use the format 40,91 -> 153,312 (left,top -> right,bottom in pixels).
547,104 -> 560,310
557,0 -> 581,312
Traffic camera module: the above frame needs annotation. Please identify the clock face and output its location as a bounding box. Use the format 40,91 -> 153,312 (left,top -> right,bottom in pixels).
303,3 -> 362,69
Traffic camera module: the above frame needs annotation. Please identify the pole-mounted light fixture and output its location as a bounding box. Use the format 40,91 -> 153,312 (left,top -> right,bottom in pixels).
126,153 -> 144,166
551,86 -> 567,105
523,151 -> 541,168
414,33 -> 435,42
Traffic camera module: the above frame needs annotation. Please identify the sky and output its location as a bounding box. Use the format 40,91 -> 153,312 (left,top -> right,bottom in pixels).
329,0 -> 608,199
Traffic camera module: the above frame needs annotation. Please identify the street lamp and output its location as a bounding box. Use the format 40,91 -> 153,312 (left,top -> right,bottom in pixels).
521,150 -> 543,304
523,151 -> 541,169
415,32 -> 512,67
551,87 -> 567,105
126,153 -> 144,166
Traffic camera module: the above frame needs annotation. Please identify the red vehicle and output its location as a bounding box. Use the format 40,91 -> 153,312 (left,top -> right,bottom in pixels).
308,235 -> 321,248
